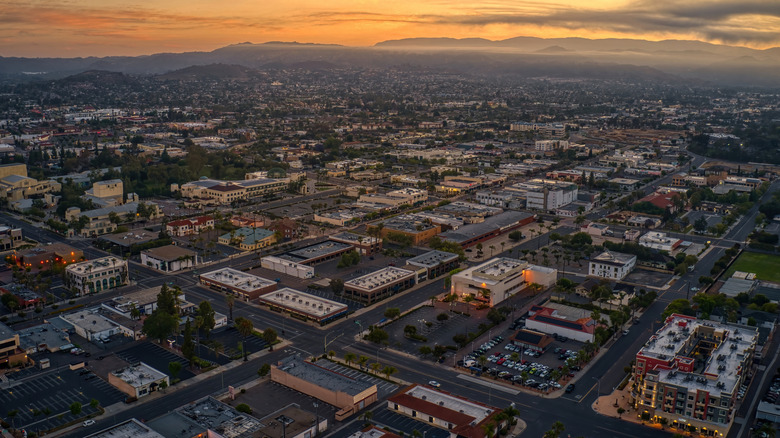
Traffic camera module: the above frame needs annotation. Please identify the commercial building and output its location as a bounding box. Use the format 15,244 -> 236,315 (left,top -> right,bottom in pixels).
268,218 -> 303,240
258,287 -> 348,325
59,309 -> 122,341
609,178 -> 642,191
11,242 -> 83,271
65,201 -> 161,237
175,177 -> 289,205
140,245 -> 198,272
344,267 -> 417,305
639,231 -> 682,252
512,329 -> 554,353
17,322 -> 71,353
83,179 -> 124,207
405,250 -> 460,282
475,190 -> 524,209
64,256 -> 128,296
0,225 -> 22,250
329,232 -> 382,255
0,320 -> 26,369
199,267 -> 277,301
435,201 -> 502,223
358,188 -> 428,207
218,227 -> 276,250
435,176 -> 483,195
102,286 -> 198,321
535,139 -> 569,151
257,404 -> 326,438
280,241 -> 354,265
272,355 -> 377,421
85,419 -> 165,438
165,215 -> 214,237
261,256 -> 315,279
386,384 -> 505,438
0,174 -> 61,202
368,215 -> 441,245
108,362 -> 169,399
632,314 -> 758,436
450,257 -> 556,306
510,179 -> 578,211
147,396 -> 263,438
588,250 -> 637,280
439,211 -> 535,248
525,304 -> 598,343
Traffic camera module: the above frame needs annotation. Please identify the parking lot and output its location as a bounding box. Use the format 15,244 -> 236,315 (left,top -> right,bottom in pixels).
1,368 -> 126,432
115,342 -> 195,381
314,360 -> 399,399
383,304 -> 475,355
201,326 -> 269,361
455,323 -> 584,393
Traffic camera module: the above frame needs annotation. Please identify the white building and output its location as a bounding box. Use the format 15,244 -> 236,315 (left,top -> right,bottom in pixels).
638,231 -> 682,252
65,256 -> 128,296
535,140 -> 569,151
260,256 -> 315,279
525,303 -> 598,343
588,250 -> 637,280
59,309 -> 122,341
451,257 -> 557,306
510,179 -> 578,211
140,245 -> 198,272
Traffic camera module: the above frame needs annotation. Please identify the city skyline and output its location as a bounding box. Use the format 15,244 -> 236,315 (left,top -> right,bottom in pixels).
3,0 -> 780,57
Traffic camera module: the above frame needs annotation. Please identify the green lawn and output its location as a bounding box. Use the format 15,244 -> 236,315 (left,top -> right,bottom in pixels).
725,252 -> 780,283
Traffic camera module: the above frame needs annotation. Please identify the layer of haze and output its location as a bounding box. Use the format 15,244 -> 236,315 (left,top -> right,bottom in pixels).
3,0 -> 780,57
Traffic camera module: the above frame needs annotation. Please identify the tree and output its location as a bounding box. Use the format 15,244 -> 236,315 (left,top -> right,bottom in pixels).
358,355 -> 369,369
694,216 -> 708,232
384,308 -> 401,319
235,317 -> 254,360
544,421 -> 565,438
262,327 -> 278,350
258,363 -> 271,377
369,362 -> 381,374
366,327 -> 389,344
382,365 -> 398,379
69,402 -> 82,416
181,319 -> 195,363
168,361 -> 182,381
508,231 -> 522,242
344,353 -> 357,366
197,301 -> 216,339
225,294 -> 235,322
142,309 -> 179,344
330,278 -> 344,294
418,346 -> 433,358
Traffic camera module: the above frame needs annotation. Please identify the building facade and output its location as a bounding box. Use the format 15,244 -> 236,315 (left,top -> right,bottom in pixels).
65,256 -> 128,296
588,250 -> 637,280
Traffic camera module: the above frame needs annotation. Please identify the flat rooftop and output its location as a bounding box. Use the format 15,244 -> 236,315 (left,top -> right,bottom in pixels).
436,201 -> 502,217
111,362 -> 167,387
17,323 -> 70,351
591,250 -> 636,266
86,419 -> 164,438
0,320 -> 15,340
276,356 -> 375,396
99,230 -> 158,247
200,268 -> 276,292
639,314 -> 758,397
345,267 -> 416,291
440,211 -> 534,244
257,405 -> 318,438
175,397 -> 262,438
65,256 -> 125,274
285,241 -> 353,261
258,288 -> 348,318
330,232 -> 380,245
381,216 -> 438,233
60,309 -> 118,332
407,250 -> 459,268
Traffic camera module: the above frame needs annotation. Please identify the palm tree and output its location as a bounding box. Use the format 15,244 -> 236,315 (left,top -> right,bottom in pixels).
489,245 -> 496,257
462,295 -> 474,315
225,294 -> 235,322
481,422 -> 496,438
369,362 -> 381,374
358,355 -> 369,370
382,365 -> 397,380
500,241 -> 505,254
544,421 -> 565,438
234,317 -> 254,361
344,353 -> 357,366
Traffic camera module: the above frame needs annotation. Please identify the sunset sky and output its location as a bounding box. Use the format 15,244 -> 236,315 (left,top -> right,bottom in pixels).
3,0 -> 780,57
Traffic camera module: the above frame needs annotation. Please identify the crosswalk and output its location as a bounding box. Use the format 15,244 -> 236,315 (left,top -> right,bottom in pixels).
315,361 -> 399,398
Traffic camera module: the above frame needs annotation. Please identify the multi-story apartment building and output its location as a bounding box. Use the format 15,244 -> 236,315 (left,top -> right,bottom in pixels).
510,179 -> 578,211
632,314 -> 758,436
451,257 -> 556,306
65,256 -> 128,296
165,215 -> 214,237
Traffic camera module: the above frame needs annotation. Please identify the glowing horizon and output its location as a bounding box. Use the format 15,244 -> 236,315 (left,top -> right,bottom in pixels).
3,0 -> 779,57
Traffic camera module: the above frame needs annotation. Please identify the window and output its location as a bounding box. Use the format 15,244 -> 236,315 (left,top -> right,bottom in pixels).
429,416 -> 434,423
412,411 -> 417,418
394,404 -> 399,410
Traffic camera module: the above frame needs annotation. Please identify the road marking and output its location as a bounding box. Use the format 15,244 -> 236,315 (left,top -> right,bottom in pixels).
579,382 -> 598,403
456,374 -> 520,394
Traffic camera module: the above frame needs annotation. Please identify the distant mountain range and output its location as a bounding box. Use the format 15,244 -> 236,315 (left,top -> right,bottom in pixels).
1,37 -> 778,87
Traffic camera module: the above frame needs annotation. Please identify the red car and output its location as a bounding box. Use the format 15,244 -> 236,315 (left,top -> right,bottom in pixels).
497,358 -> 506,365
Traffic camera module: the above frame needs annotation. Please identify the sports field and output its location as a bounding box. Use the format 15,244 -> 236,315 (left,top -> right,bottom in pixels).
725,252 -> 780,283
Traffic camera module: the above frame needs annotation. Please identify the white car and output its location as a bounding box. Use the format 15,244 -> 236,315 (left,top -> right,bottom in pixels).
428,380 -> 441,388
83,420 -> 95,427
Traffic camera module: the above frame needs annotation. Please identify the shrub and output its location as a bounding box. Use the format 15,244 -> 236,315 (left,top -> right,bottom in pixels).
236,403 -> 252,414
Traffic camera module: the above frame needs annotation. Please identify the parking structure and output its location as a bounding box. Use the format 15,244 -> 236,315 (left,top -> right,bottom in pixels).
0,368 -> 126,432
455,323 -> 585,393
313,360 -> 399,399
115,342 -> 195,381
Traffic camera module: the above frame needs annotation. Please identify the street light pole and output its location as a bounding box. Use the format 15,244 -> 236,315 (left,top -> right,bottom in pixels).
593,376 -> 601,404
